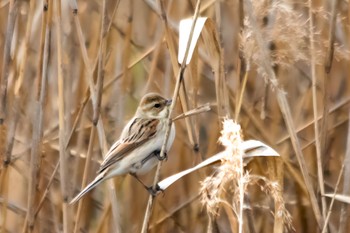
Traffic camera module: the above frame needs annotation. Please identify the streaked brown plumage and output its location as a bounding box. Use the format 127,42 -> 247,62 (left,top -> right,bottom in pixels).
70,93 -> 175,204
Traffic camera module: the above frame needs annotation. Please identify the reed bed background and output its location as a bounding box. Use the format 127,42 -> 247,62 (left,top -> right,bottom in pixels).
0,0 -> 349,232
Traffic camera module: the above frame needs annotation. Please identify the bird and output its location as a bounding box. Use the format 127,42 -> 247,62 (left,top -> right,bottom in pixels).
70,93 -> 176,204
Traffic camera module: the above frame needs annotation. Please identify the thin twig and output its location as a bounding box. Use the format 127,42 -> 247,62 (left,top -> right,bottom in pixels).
235,66 -> 249,121
33,160 -> 59,221
322,163 -> 344,233
65,87 -> 90,149
0,196 -> 26,216
172,103 -> 211,122
141,1 -> 202,232
149,194 -> 200,229
92,0 -> 108,125
277,97 -> 350,144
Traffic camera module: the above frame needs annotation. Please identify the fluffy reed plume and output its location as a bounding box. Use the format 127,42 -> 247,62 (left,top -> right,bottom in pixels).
241,0 -> 309,71
242,0 -> 349,74
200,119 -> 245,215
249,176 -> 294,230
200,119 -> 293,231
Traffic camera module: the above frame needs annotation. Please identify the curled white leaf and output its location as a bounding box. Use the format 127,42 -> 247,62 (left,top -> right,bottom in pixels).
178,17 -> 207,64
158,140 -> 279,190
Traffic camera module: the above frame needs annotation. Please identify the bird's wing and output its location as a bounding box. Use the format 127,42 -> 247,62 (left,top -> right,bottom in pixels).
98,118 -> 159,172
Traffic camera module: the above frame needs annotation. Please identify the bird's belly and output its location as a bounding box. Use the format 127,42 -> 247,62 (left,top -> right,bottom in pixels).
126,142 -> 160,175
111,123 -> 175,176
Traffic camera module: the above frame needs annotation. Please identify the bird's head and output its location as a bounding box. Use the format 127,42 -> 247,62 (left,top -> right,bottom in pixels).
136,93 -> 172,119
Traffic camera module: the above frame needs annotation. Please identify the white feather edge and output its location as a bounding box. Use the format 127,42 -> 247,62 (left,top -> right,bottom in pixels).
157,140 -> 279,191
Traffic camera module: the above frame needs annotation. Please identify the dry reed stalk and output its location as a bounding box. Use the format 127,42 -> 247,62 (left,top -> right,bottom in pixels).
120,0 -> 133,105
33,87 -> 89,223
96,119 -> 121,233
94,203 -> 111,233
141,1 -> 202,232
54,0 -> 70,232
158,0 -> 199,150
244,0 -> 323,227
0,165 -> 9,232
0,3 -> 16,225
321,0 -> 340,163
188,51 -> 200,155
0,196 -> 26,217
14,0 -> 34,96
339,108 -> 350,233
234,0 -> 245,119
277,97 -> 350,144
71,4 -> 99,112
322,163 -> 345,233
0,0 -> 17,123
236,89 -> 310,200
22,0 -> 50,232
73,127 -> 96,233
1,111 -> 18,232
212,22 -> 230,119
7,0 -> 37,163
144,33 -> 164,92
92,0 -> 108,125
65,87 -> 90,149
235,68 -> 249,121
320,6 -> 341,228
72,2 -> 122,231
149,194 -> 200,229
1,0 -> 348,231
320,4 -> 341,231
7,0 -> 36,173
100,2 -> 122,231
308,0 -> 327,222
34,161 -> 59,222
104,42 -> 156,90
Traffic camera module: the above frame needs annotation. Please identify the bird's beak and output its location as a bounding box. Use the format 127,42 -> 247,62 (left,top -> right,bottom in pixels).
166,99 -> 172,106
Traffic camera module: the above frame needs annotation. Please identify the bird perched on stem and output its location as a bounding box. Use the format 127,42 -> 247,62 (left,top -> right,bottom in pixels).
70,93 -> 175,204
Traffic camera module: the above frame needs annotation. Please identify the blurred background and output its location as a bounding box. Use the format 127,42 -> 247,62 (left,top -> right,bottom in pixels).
0,0 -> 349,232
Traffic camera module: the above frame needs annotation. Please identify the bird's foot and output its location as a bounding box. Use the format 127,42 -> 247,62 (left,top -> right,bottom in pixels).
146,184 -> 163,197
154,150 -> 167,161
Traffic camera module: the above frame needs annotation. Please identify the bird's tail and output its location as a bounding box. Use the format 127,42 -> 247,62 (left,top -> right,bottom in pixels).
69,171 -> 106,205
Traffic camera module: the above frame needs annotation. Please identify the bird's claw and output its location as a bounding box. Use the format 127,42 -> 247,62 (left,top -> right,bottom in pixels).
146,184 -> 163,197
154,150 -> 167,161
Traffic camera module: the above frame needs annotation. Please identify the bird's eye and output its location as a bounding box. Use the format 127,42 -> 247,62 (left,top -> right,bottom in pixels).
154,103 -> 161,108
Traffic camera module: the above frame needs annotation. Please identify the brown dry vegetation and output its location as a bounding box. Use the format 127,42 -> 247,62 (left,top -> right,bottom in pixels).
0,0 -> 350,232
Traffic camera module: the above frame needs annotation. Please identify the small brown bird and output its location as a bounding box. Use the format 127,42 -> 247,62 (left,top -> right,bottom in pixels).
70,93 -> 175,204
